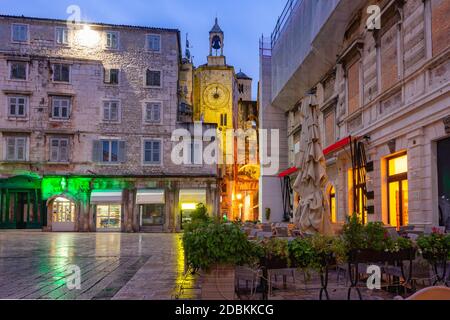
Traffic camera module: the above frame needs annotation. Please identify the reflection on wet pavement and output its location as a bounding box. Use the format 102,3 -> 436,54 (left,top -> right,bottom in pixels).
0,231 -> 196,300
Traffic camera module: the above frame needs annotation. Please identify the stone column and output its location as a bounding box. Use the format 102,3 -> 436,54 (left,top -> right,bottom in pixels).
406,128 -> 427,227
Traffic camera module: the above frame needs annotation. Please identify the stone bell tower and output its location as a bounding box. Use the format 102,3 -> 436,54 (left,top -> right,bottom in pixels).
208,18 -> 226,67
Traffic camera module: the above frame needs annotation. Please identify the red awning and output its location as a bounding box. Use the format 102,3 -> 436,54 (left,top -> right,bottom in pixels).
323,136 -> 352,156
278,167 -> 299,178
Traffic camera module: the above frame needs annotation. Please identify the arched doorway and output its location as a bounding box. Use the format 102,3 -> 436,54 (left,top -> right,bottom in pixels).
49,197 -> 76,232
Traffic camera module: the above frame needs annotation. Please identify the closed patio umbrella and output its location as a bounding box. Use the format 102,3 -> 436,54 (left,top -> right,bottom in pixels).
293,94 -> 333,235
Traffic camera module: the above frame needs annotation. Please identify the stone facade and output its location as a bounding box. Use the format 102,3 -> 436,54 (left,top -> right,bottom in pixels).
264,0 -> 450,230
0,15 -> 219,232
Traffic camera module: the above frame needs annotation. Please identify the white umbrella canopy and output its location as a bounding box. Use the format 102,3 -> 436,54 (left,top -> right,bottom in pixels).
293,95 -> 333,235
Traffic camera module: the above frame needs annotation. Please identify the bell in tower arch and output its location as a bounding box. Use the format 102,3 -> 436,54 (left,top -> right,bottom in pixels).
212,35 -> 222,51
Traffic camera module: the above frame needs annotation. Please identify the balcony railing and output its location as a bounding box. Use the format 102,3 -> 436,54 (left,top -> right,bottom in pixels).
270,0 -> 303,48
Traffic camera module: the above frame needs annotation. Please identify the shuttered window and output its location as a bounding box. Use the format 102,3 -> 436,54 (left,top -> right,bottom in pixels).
145,102 -> 161,123
50,138 -> 69,162
103,101 -> 120,122
143,140 -> 161,165
5,136 -> 27,161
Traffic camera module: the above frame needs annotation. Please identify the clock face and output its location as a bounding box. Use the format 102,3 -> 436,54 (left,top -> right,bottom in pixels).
203,84 -> 230,110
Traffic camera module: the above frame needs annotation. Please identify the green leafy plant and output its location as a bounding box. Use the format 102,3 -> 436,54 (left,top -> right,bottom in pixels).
260,238 -> 290,263
342,213 -> 366,250
417,231 -> 450,261
183,221 -> 258,272
342,214 -> 414,254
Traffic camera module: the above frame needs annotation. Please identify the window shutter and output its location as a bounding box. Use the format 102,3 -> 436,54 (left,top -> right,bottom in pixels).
118,141 -> 126,163
60,140 -> 69,162
93,140 -> 101,162
104,68 -> 111,83
16,138 -> 25,161
6,138 -> 15,160
50,139 -> 59,162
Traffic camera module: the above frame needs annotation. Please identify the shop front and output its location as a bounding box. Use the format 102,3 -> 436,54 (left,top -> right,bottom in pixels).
179,189 -> 206,229
0,175 -> 44,229
91,190 -> 123,232
49,197 -> 76,232
136,189 -> 165,232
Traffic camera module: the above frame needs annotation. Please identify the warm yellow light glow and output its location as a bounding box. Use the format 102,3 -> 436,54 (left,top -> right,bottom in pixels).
77,25 -> 100,48
388,154 -> 408,176
236,193 -> 243,200
181,203 -> 196,210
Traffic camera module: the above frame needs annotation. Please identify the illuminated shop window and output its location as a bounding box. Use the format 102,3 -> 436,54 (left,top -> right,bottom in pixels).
329,186 -> 336,223
52,197 -> 75,223
387,153 -> 408,229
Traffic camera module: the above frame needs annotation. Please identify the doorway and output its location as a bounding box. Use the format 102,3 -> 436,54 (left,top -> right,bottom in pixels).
51,197 -> 76,232
437,137 -> 450,230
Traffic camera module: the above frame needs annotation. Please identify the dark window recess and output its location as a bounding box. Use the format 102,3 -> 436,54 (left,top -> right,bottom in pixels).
53,64 -> 70,82
146,70 -> 161,87
10,62 -> 27,80
104,68 -> 119,84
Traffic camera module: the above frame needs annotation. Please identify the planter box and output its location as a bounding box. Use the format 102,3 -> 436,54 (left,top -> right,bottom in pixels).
349,248 -> 416,263
200,264 -> 236,300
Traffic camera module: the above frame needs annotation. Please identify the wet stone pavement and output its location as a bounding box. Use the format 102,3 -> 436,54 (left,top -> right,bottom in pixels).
0,231 -> 199,300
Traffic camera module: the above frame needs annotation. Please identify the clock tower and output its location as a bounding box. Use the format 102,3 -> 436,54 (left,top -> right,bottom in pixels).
193,18 -> 238,218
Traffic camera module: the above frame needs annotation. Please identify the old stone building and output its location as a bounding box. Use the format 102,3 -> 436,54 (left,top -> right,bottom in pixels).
260,0 -> 450,230
0,15 -> 219,232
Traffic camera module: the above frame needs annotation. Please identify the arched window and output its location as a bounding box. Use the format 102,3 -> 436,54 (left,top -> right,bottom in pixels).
329,186 -> 336,223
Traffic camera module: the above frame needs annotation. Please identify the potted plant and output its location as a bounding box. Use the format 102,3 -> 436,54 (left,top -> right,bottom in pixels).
259,237 -> 291,269
417,230 -> 450,285
183,221 -> 258,300
342,214 -> 415,263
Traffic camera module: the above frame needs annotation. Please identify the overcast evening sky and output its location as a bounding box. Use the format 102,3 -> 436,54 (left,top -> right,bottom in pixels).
0,0 -> 287,99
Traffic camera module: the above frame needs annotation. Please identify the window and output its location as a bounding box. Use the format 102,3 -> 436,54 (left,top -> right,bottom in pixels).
50,138 -> 69,162
8,96 -> 27,117
93,140 -> 126,163
10,61 -> 27,80
220,113 -> 228,127
96,204 -> 121,230
55,27 -> 69,45
104,68 -> 119,85
52,198 -> 75,223
147,34 -> 161,52
103,101 -> 120,122
143,140 -> 161,165
324,109 -> 336,147
348,168 -> 368,224
105,31 -> 119,49
347,60 -> 361,115
5,136 -> 27,161
329,186 -> 336,223
140,204 -> 165,226
146,70 -> 161,87
11,24 -> 28,42
145,102 -> 161,123
387,153 -> 408,229
51,97 -> 71,119
53,64 -> 70,82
